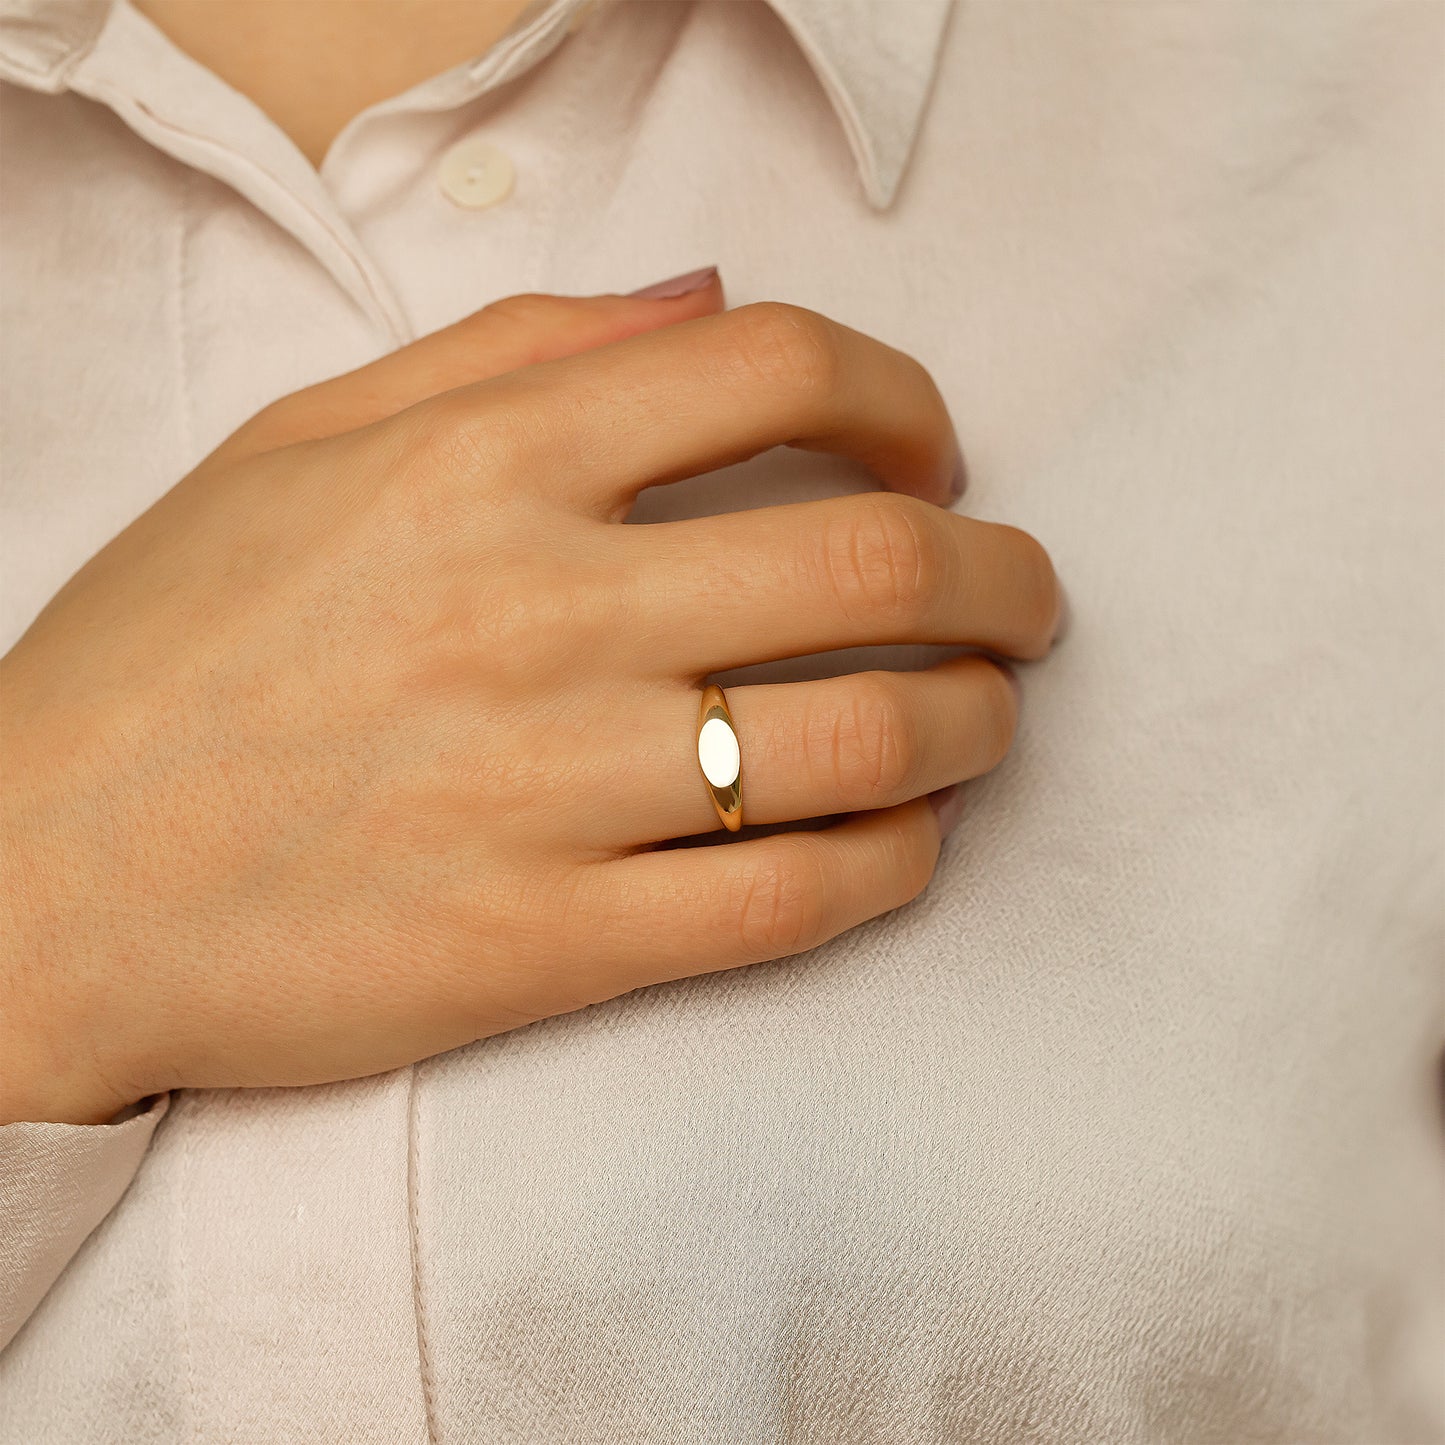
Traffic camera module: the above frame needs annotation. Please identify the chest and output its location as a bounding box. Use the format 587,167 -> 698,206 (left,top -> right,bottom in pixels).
0,5 -> 1439,1438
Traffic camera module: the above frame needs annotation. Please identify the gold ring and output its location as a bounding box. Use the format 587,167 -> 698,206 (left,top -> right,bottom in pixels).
696,682 -> 743,832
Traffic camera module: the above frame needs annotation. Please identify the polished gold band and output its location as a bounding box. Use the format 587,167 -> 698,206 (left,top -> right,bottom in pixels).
696,682 -> 743,832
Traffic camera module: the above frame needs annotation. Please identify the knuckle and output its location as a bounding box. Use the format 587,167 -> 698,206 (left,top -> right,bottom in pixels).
366,411 -> 464,543
404,391 -> 529,500
394,394 -> 465,481
227,393 -> 311,455
454,557 -> 607,688
447,561 -> 535,672
819,673 -> 919,804
238,395 -> 291,442
733,843 -> 829,960
726,301 -> 842,399
451,865 -> 592,1024
823,492 -> 944,629
477,292 -> 559,332
380,417 -> 614,686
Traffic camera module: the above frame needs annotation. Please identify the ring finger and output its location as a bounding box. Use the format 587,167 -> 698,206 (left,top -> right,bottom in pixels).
588,652 -> 1019,851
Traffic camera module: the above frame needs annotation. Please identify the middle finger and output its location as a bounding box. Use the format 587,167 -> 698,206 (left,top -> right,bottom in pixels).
614,490 -> 1061,675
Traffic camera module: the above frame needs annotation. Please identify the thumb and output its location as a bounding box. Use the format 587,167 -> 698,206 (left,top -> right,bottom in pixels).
233,266 -> 723,455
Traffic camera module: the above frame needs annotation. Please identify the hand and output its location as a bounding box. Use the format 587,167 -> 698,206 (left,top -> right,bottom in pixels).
0,280 -> 1061,1125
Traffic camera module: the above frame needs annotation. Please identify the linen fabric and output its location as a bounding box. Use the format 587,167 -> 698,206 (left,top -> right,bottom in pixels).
1,0 -> 1442,1439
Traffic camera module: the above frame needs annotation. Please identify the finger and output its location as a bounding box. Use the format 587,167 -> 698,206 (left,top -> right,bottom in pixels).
562,795 -> 943,1001
426,301 -> 963,516
615,491 -> 1062,674
577,657 -> 1017,851
229,270 -> 724,454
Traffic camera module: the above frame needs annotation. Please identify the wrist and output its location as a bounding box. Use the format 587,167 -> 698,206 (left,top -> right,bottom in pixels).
0,752 -> 153,1127
0,1038 -> 141,1127
0,904 -> 146,1126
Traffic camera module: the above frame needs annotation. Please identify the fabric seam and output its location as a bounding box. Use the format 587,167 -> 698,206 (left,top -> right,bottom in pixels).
176,165 -> 195,463
171,173 -> 199,1445
407,1064 -> 439,1445
72,74 -> 409,344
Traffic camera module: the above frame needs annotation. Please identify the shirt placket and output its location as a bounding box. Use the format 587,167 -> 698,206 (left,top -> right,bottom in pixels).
63,0 -> 592,348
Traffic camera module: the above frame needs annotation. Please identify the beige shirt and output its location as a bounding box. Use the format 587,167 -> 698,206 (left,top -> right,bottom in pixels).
1,0 -> 1442,1439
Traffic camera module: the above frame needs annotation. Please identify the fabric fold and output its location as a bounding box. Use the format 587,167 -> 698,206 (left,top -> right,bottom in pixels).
0,1091 -> 169,1352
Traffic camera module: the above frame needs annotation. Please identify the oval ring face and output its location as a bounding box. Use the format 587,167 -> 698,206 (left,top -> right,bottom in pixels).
697,714 -> 741,789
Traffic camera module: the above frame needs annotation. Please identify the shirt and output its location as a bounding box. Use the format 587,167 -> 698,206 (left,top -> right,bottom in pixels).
1,0 -> 1442,1440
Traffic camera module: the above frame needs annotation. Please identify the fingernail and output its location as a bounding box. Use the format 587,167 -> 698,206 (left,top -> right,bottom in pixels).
928,782 -> 965,837
949,443 -> 968,503
627,265 -> 719,300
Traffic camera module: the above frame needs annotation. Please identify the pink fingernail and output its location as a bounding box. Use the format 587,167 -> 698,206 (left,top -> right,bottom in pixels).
928,782 -> 965,837
627,265 -> 719,300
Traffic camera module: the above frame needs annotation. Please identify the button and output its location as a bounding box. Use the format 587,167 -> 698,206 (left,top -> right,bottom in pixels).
438,136 -> 515,210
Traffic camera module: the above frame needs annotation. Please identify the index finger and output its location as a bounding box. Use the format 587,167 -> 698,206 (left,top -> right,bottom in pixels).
431,302 -> 965,518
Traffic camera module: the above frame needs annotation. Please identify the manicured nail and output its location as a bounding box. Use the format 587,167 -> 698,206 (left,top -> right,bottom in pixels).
928,782 -> 965,837
628,265 -> 719,300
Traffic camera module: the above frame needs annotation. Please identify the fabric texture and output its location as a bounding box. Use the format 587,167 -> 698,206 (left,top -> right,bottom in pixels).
0,1095 -> 167,1351
1,0 -> 1442,1439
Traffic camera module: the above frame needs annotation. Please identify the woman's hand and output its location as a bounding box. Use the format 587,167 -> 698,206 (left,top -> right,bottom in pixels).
0,279 -> 1061,1126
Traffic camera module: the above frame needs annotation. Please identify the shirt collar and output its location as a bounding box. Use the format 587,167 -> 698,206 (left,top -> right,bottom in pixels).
768,0 -> 952,208
0,0 -> 951,209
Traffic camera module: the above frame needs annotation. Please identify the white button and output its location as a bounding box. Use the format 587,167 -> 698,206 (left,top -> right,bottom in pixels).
438,136 -> 514,210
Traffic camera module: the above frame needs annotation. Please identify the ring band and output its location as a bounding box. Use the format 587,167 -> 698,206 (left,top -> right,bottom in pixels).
696,682 -> 743,832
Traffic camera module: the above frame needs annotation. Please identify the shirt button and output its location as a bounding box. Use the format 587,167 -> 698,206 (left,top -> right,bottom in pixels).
438,136 -> 515,210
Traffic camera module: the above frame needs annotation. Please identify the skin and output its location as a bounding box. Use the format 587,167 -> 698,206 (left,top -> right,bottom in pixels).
0,8 -> 1064,1128
132,0 -> 539,167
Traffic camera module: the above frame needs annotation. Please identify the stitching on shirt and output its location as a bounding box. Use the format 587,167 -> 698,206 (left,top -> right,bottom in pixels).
175,1095 -> 200,1443
407,1064 -> 440,1445
74,75 -> 408,345
466,0 -> 580,91
169,182 -> 201,1445
176,166 -> 196,462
